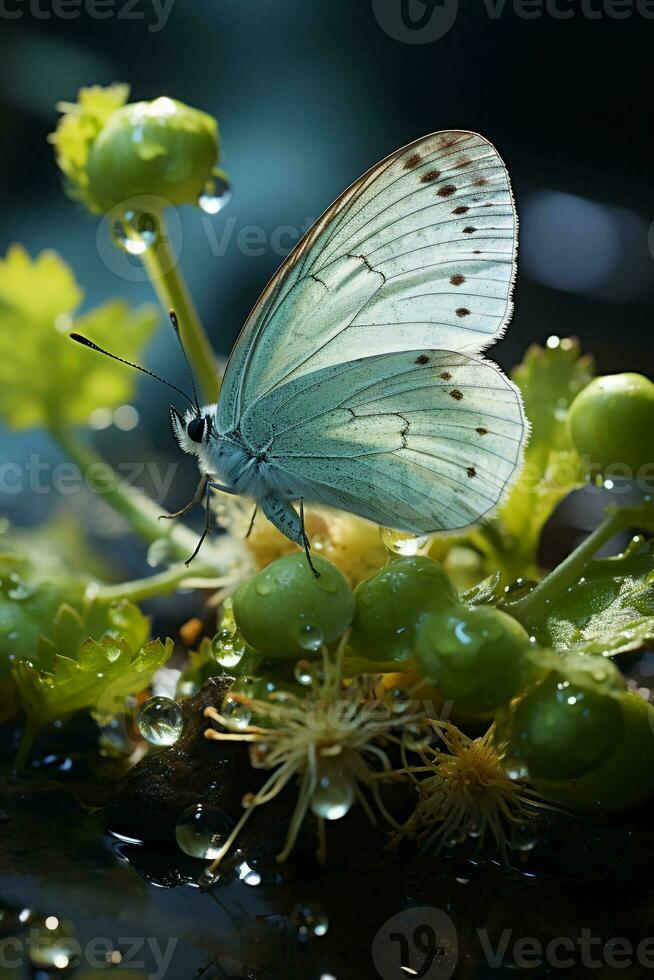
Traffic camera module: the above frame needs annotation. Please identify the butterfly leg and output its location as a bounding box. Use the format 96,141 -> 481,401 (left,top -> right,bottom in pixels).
159,472 -> 209,521
299,498 -> 320,579
245,506 -> 258,539
185,479 -> 215,567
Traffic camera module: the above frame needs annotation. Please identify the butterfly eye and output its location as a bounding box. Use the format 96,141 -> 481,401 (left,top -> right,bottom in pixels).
187,416 -> 206,444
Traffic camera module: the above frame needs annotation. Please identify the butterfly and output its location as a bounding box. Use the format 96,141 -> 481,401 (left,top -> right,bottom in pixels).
73,130 -> 526,573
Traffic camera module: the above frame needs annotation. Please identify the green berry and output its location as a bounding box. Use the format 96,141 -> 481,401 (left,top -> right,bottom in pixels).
86,97 -> 219,212
232,554 -> 354,658
349,556 -> 459,663
534,692 -> 654,815
414,605 -> 535,717
506,655 -> 625,781
568,373 -> 654,475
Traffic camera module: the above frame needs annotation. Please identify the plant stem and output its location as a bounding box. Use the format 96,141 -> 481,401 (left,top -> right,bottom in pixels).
96,563 -> 225,603
13,718 -> 38,771
49,423 -> 238,576
506,506 -> 629,624
141,210 -> 220,403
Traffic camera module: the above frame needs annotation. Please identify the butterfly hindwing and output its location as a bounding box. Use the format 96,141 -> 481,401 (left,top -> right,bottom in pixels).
240,349 -> 526,532
217,130 -> 517,434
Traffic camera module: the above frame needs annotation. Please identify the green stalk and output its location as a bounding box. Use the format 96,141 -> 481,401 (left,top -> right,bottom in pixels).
13,718 -> 39,772
141,210 -> 220,403
96,564 -> 197,603
506,506 -> 631,624
49,423 -> 238,577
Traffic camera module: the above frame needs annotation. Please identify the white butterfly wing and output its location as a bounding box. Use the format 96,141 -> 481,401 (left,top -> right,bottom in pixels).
240,350 -> 526,532
217,130 -> 517,434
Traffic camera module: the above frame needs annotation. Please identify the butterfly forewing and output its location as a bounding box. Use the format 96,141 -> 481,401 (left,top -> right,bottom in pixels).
217,130 -> 517,434
214,130 -> 524,533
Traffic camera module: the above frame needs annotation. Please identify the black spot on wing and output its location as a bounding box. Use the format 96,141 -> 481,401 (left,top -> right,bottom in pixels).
404,153 -> 422,170
420,169 -> 441,184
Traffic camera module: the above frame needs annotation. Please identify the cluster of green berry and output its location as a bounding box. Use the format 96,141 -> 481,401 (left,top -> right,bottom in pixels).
230,539 -> 654,818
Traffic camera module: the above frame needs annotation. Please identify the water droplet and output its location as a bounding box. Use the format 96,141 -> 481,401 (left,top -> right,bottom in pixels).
211,628 -> 243,669
147,538 -> 173,568
255,579 -> 272,596
249,742 -> 272,766
504,758 -> 529,780
7,580 -> 29,600
112,208 -> 159,254
198,172 -> 231,214
197,868 -> 220,889
389,687 -> 411,714
466,816 -> 483,839
237,860 -> 262,886
297,623 -> 323,652
222,697 -> 252,730
380,527 -> 429,556
28,917 -> 80,971
291,902 -> 329,941
294,659 -> 315,686
510,822 -> 538,852
402,720 -> 435,752
310,765 -> 354,820
137,696 -> 184,746
175,803 -> 233,860
98,715 -> 135,757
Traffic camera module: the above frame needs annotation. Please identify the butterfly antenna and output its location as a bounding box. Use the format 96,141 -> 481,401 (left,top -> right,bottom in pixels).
69,333 -> 196,408
169,310 -> 201,416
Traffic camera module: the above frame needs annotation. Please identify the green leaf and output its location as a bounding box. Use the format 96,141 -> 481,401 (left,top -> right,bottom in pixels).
0,527 -> 149,673
528,535 -> 654,655
13,635 -> 172,730
470,338 -> 594,582
0,245 -> 157,430
460,571 -> 501,606
0,551 -> 86,676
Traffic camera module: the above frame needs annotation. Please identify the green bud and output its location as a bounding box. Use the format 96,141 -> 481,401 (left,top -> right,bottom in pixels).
51,85 -> 221,215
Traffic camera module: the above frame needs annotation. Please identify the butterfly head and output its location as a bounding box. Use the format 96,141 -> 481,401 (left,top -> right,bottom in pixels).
170,405 -> 216,457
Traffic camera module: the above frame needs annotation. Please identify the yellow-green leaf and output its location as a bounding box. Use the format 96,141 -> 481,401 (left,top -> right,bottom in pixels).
13,635 -> 172,730
0,246 -> 157,429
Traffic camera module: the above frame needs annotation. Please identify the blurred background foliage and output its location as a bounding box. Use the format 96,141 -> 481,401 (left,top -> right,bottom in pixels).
0,1 -> 652,630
